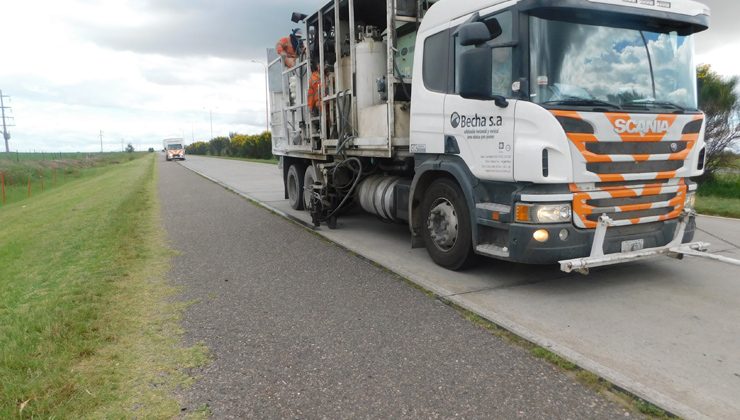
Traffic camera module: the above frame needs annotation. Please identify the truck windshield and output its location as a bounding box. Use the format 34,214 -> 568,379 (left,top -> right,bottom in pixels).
167,144 -> 183,150
529,16 -> 698,112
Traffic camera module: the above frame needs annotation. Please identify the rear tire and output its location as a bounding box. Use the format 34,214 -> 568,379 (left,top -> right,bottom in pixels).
303,165 -> 317,210
287,164 -> 305,210
420,178 -> 476,270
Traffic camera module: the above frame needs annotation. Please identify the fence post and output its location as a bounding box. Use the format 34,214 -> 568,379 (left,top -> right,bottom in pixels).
1,172 -> 5,205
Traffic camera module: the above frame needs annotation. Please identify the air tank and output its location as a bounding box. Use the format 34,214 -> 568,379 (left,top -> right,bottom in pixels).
356,175 -> 409,222
355,39 -> 387,109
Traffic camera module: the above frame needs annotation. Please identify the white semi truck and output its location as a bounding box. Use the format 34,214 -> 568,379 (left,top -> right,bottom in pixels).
267,0 -> 721,273
163,138 -> 186,161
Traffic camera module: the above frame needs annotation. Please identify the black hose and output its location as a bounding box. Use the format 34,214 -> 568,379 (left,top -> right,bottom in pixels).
321,157 -> 363,221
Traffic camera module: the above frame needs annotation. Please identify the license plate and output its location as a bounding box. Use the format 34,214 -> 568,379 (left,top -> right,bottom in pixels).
621,239 -> 644,252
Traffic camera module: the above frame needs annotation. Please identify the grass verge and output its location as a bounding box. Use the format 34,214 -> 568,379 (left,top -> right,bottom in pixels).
696,195 -> 740,219
0,154 -> 206,418
0,152 -> 146,207
696,173 -> 740,218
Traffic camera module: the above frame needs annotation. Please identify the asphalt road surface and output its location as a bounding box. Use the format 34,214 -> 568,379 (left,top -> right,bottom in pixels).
158,159 -> 635,418
178,155 -> 740,419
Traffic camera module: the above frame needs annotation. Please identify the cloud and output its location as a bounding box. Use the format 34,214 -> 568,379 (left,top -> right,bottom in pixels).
1,0 -> 738,154
694,0 -> 739,54
72,0 -> 321,60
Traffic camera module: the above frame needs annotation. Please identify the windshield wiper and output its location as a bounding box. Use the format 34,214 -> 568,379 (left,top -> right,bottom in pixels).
622,100 -> 687,113
543,98 -> 622,110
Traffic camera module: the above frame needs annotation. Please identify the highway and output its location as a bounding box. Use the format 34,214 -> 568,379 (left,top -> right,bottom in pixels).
159,159 -> 632,418
178,155 -> 740,419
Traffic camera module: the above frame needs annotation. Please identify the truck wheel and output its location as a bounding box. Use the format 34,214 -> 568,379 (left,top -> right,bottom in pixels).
303,165 -> 317,210
287,164 -> 305,210
421,178 -> 475,270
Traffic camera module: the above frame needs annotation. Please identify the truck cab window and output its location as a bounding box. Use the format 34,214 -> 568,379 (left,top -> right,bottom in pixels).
422,29 -> 450,93
455,11 -> 514,97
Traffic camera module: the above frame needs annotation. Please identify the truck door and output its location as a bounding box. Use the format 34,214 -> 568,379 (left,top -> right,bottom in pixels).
444,10 -> 517,182
410,24 -> 451,155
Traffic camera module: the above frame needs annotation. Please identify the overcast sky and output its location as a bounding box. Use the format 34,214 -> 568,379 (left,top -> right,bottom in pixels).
0,0 -> 736,152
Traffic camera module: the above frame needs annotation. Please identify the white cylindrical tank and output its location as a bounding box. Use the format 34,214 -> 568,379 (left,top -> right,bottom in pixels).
289,75 -> 298,104
357,175 -> 402,222
355,39 -> 387,109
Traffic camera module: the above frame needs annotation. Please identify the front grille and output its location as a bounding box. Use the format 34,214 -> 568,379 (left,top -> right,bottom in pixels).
595,179 -> 669,189
572,182 -> 687,229
587,192 -> 677,208
586,160 -> 684,174
585,141 -> 688,155
585,207 -> 672,222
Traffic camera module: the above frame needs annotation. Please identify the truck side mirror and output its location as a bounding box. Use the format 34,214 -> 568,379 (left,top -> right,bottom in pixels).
457,22 -> 492,47
459,47 -> 493,100
291,12 -> 307,23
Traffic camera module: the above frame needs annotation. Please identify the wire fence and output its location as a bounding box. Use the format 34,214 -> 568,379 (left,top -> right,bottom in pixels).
0,152 -> 99,162
0,152 -> 142,207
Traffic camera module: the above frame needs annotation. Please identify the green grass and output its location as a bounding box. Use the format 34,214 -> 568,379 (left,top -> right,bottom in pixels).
696,172 -> 740,218
0,153 -> 144,208
696,195 -> 740,218
698,173 -> 740,198
0,154 -> 206,418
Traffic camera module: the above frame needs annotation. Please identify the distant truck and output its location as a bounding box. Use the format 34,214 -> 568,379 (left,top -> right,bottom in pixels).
163,138 -> 185,161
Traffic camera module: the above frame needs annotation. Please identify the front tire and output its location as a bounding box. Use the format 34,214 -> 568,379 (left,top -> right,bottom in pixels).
420,178 -> 475,270
287,164 -> 305,210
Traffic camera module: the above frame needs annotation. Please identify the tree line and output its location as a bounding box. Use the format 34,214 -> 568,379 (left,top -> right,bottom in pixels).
185,132 -> 273,160
697,65 -> 739,176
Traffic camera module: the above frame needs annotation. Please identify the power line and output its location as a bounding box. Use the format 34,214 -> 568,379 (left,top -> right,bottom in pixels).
1,90 -> 15,153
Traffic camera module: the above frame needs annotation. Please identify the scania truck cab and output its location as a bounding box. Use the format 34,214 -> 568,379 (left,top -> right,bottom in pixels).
268,0 -> 711,272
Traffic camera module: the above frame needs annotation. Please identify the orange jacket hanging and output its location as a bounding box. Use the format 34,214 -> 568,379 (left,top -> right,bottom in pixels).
308,71 -> 322,111
276,37 -> 296,68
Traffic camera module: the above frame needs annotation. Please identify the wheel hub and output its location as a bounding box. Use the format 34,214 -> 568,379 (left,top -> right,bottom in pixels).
427,199 -> 458,251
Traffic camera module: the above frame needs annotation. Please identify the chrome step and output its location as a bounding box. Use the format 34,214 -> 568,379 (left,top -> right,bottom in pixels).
476,244 -> 510,258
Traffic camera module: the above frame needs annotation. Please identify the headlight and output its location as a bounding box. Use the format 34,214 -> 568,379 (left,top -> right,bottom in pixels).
515,203 -> 572,224
684,192 -> 696,210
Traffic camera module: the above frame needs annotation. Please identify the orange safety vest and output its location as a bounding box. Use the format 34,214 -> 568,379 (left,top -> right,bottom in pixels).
308,71 -> 322,111
276,37 -> 297,67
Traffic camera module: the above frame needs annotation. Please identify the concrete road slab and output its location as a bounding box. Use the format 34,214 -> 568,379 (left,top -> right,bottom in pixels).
180,155 -> 740,419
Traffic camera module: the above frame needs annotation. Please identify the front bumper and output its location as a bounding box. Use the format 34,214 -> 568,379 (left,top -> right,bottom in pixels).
482,216 -> 696,265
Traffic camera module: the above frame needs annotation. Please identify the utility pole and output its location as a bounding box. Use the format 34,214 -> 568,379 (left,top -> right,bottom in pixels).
1,90 -> 15,153
99,130 -> 104,153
